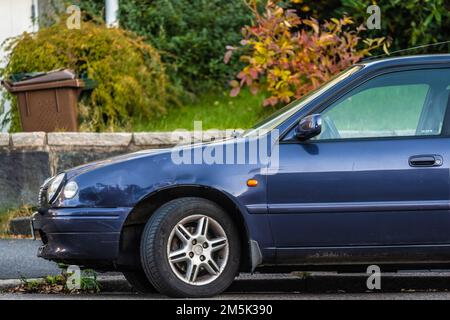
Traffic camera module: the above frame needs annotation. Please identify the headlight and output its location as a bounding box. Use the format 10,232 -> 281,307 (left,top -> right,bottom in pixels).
47,173 -> 65,203
63,181 -> 79,199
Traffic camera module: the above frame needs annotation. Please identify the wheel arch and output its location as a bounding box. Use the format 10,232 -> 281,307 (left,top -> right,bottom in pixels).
117,185 -> 253,272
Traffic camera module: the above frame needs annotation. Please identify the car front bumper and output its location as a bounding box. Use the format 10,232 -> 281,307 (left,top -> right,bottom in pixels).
32,207 -> 132,266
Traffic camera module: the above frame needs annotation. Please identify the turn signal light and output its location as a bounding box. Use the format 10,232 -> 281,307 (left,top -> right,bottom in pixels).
247,179 -> 258,187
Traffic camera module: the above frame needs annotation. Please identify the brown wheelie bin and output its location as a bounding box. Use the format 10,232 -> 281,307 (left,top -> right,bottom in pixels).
1,69 -> 84,132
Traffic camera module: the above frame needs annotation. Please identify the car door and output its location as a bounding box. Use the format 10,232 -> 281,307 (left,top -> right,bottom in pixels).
267,67 -> 450,263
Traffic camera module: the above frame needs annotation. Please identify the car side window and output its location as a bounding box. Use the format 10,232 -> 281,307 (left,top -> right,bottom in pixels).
314,69 -> 450,140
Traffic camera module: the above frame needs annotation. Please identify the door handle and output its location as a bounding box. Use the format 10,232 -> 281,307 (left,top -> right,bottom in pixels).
409,155 -> 443,167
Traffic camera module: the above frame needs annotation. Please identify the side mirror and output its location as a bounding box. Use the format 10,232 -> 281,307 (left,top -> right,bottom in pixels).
295,114 -> 322,141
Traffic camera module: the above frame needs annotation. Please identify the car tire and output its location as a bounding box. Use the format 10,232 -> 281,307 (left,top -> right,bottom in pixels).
140,197 -> 240,298
123,270 -> 156,293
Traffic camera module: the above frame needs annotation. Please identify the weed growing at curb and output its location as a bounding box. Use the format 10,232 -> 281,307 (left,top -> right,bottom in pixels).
7,269 -> 101,294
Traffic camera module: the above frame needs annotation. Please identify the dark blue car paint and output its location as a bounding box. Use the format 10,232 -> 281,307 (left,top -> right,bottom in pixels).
34,55 -> 450,272
269,138 -> 450,247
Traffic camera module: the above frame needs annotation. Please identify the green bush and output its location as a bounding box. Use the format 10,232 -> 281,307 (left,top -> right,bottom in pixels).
277,0 -> 450,54
336,0 -> 450,52
120,0 -> 255,93
77,0 -> 254,94
281,0 -> 342,20
1,20 -> 169,132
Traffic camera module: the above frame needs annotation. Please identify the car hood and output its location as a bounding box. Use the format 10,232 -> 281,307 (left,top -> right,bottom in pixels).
64,136 -> 243,180
65,148 -> 173,179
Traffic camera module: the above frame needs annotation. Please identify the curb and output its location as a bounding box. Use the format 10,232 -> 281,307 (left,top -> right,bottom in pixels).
228,273 -> 450,293
0,279 -> 22,291
96,275 -> 133,293
2,273 -> 450,294
8,218 -> 32,236
0,275 -> 133,293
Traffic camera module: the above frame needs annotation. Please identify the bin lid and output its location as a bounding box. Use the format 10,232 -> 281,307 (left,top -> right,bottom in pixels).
11,69 -> 76,86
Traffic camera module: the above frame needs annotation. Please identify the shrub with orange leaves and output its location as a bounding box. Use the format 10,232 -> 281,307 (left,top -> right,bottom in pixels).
225,1 -> 390,107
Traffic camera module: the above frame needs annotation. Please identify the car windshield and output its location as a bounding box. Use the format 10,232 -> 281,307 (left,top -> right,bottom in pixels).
243,65 -> 362,137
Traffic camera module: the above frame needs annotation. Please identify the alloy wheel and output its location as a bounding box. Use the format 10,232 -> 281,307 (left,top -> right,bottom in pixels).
166,215 -> 229,286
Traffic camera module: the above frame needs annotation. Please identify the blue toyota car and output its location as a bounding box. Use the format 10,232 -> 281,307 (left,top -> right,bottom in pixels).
33,55 -> 450,297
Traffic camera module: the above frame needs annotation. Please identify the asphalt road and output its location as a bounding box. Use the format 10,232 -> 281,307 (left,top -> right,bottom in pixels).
0,239 -> 59,279
3,239 -> 450,300
1,291 -> 450,300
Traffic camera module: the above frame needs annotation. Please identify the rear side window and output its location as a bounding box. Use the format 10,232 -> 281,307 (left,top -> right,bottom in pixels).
315,69 -> 450,140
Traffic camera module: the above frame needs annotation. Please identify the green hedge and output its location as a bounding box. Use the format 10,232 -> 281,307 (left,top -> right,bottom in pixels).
337,0 -> 450,53
286,0 -> 450,54
78,0 -> 253,94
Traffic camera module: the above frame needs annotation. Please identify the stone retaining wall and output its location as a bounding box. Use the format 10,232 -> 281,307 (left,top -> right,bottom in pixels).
0,131 -> 239,208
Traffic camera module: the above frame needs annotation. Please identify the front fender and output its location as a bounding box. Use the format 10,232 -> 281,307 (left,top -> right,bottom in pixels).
57,146 -> 267,210
50,141 -> 275,259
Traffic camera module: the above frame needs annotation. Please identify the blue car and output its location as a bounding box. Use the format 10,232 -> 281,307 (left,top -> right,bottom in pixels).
33,55 -> 450,297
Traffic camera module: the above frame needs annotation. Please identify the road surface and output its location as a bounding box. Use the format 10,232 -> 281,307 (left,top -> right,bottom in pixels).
2,239 -> 450,300
0,239 -> 59,279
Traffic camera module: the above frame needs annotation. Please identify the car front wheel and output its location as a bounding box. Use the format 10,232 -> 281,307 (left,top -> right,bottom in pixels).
140,197 -> 240,298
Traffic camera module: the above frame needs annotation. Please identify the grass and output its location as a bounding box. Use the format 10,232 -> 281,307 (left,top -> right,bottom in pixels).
132,89 -> 275,131
0,205 -> 34,238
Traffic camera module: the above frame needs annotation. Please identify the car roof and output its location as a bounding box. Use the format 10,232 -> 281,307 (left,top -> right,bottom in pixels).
358,54 -> 450,69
